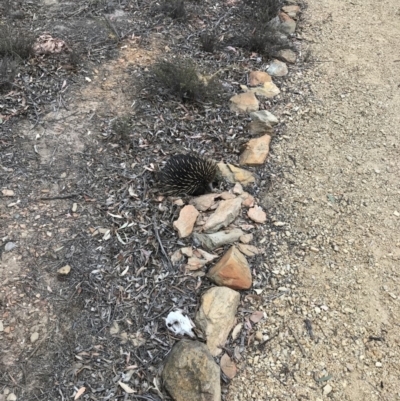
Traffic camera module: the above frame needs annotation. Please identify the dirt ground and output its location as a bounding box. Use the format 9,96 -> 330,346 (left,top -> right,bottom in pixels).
227,0 -> 400,400
1,0 -> 399,400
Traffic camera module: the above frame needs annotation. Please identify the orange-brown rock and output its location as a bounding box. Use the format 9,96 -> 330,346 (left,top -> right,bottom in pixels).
217,163 -> 256,185
247,206 -> 267,223
249,71 -> 272,86
229,92 -> 259,114
173,205 -> 199,238
239,135 -> 272,166
203,197 -> 242,232
207,246 -> 252,290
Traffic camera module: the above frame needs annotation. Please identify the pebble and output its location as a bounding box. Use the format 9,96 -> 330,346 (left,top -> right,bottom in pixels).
30,332 -> 39,343
323,384 -> 332,395
315,307 -> 321,313
375,362 -> 382,367
7,394 -> 17,401
0,321 -> 3,332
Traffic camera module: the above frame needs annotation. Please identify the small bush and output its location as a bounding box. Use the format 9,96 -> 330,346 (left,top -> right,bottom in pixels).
159,0 -> 186,20
0,25 -> 34,60
111,116 -> 132,142
232,25 -> 293,58
0,57 -> 17,93
150,59 -> 220,103
199,32 -> 218,53
243,0 -> 282,24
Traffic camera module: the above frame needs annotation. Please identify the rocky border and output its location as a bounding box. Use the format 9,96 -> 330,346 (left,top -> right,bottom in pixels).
159,3 -> 302,401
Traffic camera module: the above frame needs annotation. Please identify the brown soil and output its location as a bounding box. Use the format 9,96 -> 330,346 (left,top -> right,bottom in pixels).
1,0 -> 399,400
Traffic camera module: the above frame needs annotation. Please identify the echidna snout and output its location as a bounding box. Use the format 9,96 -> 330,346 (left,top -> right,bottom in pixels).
160,154 -> 217,196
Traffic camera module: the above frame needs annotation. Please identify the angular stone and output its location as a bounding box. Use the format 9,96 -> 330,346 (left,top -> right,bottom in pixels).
248,81 -> 280,97
207,246 -> 252,290
247,206 -> 267,223
203,197 -> 242,232
237,243 -> 260,256
162,340 -> 221,401
240,233 -> 253,243
240,192 -> 255,208
276,48 -> 297,64
195,287 -> 240,355
267,59 -> 288,77
239,135 -> 272,166
250,110 -> 279,126
249,71 -> 272,86
193,229 -> 244,251
217,163 -> 256,185
233,183 -> 243,195
173,205 -> 199,238
190,193 -> 218,211
249,120 -> 274,136
282,5 -> 301,19
229,92 -> 259,114
279,12 -> 297,34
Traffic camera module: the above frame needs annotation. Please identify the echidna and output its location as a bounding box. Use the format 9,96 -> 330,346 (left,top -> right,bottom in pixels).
160,154 -> 217,196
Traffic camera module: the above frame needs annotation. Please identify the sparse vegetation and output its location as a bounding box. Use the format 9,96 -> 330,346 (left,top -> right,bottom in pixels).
159,0 -> 186,20
231,25 -> 293,58
150,58 -> 221,103
0,24 -> 34,60
199,32 -> 218,53
111,116 -> 132,142
0,56 -> 17,93
243,0 -> 282,24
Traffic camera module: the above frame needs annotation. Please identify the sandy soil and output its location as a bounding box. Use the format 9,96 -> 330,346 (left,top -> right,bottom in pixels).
227,0 -> 400,399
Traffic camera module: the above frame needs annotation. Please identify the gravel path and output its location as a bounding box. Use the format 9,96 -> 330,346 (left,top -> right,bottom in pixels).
227,0 -> 400,399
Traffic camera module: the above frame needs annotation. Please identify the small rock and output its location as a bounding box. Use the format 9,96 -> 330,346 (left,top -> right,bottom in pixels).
375,362 -> 382,367
248,81 -> 280,98
394,211 -> 400,217
207,246 -> 252,290
233,183 -> 243,195
162,340 -> 221,401
229,92 -> 259,113
276,48 -> 297,64
240,233 -> 253,243
4,242 -> 16,252
281,5 -> 301,19
255,331 -> 263,341
237,243 -> 259,256
279,12 -> 297,34
2,189 -> 15,197
170,249 -> 184,265
267,59 -> 288,77
57,265 -> 71,275
240,135 -> 272,166
0,321 -> 3,332
193,229 -> 244,251
110,321 -> 120,335
248,71 -> 272,86
190,194 -> 218,211
250,110 -> 279,126
203,197 -> 242,232
248,119 -> 273,135
323,384 -> 332,396
217,163 -> 256,185
346,364 -> 354,372
173,205 -> 199,238
6,394 -> 17,401
241,193 -> 255,208
231,323 -> 243,340
72,203 -> 78,212
195,287 -> 240,356
247,206 -> 267,223
30,332 -> 39,343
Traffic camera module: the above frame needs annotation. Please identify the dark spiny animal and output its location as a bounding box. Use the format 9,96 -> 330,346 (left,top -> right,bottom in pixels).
160,154 -> 217,196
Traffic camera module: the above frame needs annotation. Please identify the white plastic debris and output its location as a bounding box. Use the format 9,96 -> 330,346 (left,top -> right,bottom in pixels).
165,310 -> 195,338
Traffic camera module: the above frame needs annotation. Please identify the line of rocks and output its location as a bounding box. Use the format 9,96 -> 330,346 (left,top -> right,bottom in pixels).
160,4 -> 302,401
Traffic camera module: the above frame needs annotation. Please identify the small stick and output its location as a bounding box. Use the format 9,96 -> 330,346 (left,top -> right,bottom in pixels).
288,325 -> 307,357
37,193 -> 81,201
152,217 -> 173,269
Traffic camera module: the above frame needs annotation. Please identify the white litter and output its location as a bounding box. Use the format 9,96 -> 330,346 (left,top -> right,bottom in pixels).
165,310 -> 195,338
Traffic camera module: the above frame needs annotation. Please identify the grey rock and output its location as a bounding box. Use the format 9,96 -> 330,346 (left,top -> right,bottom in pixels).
267,59 -> 288,77
250,110 -> 279,126
162,340 -> 221,401
193,228 -> 244,251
